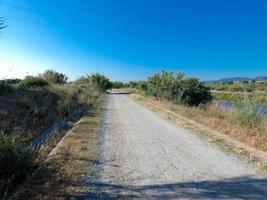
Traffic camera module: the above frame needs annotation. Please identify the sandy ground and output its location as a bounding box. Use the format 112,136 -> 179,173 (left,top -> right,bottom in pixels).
79,94 -> 267,199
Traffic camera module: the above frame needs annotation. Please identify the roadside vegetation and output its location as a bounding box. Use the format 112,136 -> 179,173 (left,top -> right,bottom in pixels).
125,71 -> 267,151
128,71 -> 212,106
0,70 -> 110,198
17,94 -> 106,200
205,81 -> 267,105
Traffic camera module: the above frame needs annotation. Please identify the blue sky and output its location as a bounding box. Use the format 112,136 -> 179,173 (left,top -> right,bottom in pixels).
0,0 -> 267,81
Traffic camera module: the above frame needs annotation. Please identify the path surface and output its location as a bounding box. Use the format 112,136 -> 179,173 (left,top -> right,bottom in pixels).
80,94 -> 267,199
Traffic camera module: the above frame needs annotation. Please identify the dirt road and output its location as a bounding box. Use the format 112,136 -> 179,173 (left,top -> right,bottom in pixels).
80,94 -> 267,199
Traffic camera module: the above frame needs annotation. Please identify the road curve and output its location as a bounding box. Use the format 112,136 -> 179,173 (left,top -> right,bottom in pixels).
80,94 -> 267,199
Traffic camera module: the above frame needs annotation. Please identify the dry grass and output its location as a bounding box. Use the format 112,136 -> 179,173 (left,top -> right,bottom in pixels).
130,93 -> 267,151
0,82 -> 98,144
17,95 -> 105,200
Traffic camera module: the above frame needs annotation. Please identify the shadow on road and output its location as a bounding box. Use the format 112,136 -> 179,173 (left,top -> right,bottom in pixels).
76,176 -> 267,199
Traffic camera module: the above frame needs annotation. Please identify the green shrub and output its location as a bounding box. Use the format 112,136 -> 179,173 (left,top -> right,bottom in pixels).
89,73 -> 112,92
112,81 -> 126,88
145,71 -> 212,106
18,76 -> 48,89
137,81 -> 148,90
75,76 -> 90,85
42,70 -> 68,84
0,135 -> 36,196
212,93 -> 242,102
231,99 -> 263,129
0,82 -> 13,96
179,78 -> 212,106
57,99 -> 72,116
129,81 -> 138,88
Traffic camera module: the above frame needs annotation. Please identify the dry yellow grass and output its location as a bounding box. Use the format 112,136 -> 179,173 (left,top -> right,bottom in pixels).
17,95 -> 105,200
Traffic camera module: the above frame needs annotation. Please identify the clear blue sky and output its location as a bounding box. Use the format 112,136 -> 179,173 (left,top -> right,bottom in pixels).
0,0 -> 267,81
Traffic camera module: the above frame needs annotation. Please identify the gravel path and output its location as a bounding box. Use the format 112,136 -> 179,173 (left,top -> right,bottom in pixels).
80,94 -> 267,199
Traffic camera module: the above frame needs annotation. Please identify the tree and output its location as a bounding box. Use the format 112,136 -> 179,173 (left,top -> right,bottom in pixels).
42,70 -> 68,84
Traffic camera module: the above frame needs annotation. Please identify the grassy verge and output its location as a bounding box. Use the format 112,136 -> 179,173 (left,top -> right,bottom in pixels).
14,94 -> 106,199
0,82 -> 98,144
129,92 -> 267,164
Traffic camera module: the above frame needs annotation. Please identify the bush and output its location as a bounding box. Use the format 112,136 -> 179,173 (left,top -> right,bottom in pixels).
0,135 -> 36,196
179,78 -> 212,106
75,76 -> 90,85
89,73 -> 112,92
137,81 -> 148,90
57,99 -> 72,116
42,70 -> 68,84
112,81 -> 125,88
231,99 -> 263,129
0,82 -> 13,96
129,81 -> 138,88
145,71 -> 212,106
18,76 -> 48,89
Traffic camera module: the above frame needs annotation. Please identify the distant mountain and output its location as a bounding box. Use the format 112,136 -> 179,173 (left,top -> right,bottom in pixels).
219,77 -> 251,83
254,76 -> 267,81
206,76 -> 267,83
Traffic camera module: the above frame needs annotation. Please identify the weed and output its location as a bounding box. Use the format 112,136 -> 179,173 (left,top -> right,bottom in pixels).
0,82 -> 13,96
57,99 -> 72,116
18,76 -> 48,89
231,99 -> 263,130
0,135 -> 37,197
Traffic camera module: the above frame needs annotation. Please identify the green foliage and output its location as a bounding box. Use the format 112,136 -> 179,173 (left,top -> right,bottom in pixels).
231,99 -> 263,129
89,73 -> 111,92
0,135 -> 36,196
212,93 -> 242,102
75,76 -> 90,85
179,78 -> 212,106
212,91 -> 267,105
42,70 -> 68,84
0,82 -> 13,96
144,71 -> 211,106
205,81 -> 267,93
0,79 -> 21,85
57,99 -> 72,116
136,81 -> 148,90
129,81 -> 138,88
112,81 -> 126,88
18,76 -> 48,89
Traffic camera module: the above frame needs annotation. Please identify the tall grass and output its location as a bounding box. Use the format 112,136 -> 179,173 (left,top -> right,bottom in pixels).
0,82 -> 13,96
0,135 -> 36,197
57,99 -> 72,116
230,99 -> 263,131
